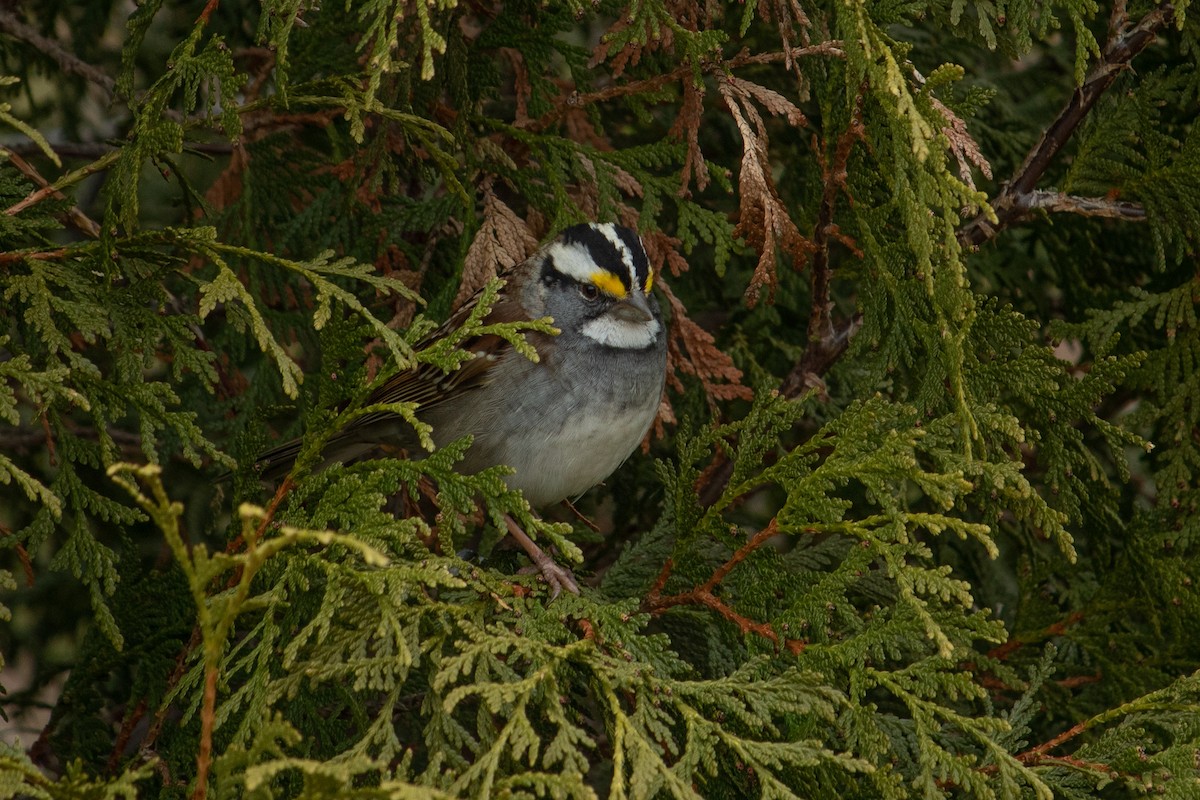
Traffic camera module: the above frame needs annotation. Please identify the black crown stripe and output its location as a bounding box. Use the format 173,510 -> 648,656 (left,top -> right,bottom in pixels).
613,225 -> 651,290
560,223 -> 633,292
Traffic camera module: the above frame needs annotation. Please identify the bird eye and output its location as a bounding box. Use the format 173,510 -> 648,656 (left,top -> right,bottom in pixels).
579,283 -> 600,301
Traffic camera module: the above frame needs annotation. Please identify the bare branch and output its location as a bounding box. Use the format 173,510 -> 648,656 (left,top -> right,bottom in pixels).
959,2 -> 1176,247
525,43 -> 844,134
1021,190 -> 1146,220
781,98 -> 865,399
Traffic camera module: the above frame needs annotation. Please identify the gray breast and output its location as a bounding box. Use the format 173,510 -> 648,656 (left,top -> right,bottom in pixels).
426,338 -> 666,506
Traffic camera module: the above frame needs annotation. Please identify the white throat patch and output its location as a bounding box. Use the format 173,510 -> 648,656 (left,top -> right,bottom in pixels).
581,314 -> 661,349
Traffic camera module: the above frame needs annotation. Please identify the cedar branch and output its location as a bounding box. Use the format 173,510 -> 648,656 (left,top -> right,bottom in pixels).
5,149 -> 121,219
1,146 -> 101,237
699,107 -> 866,505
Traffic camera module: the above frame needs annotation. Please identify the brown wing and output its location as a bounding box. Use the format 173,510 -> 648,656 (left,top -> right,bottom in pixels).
256,263 -> 538,478
360,275 -> 533,412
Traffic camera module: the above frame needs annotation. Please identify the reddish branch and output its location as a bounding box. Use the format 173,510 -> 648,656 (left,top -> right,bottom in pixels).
198,0 -> 221,26
959,1 -> 1175,247
987,611 -> 1085,661
1019,717 -> 1102,764
644,518 -> 807,654
0,247 -> 69,263
0,147 -> 101,237
192,658 -> 219,800
982,707 -> 1119,779
5,152 -> 117,219
981,747 -> 1116,779
129,625 -> 201,768
781,97 -> 866,399
0,522 -> 34,586
106,698 -> 147,773
252,476 -> 295,545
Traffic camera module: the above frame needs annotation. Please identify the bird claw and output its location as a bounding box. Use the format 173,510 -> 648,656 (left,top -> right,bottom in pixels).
517,555 -> 580,598
535,558 -> 580,599
506,513 -> 580,599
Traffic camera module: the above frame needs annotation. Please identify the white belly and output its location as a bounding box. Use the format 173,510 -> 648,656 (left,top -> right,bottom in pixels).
499,404 -> 655,506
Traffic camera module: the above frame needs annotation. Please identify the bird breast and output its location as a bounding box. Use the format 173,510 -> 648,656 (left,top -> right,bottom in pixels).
424,344 -> 665,507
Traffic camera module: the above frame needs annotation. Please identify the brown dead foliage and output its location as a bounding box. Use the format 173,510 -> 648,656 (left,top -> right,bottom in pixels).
657,277 -> 753,437
455,179 -> 539,309
754,0 -> 813,69
669,78 -> 709,195
592,1 -> 700,76
931,95 -> 993,191
719,75 -> 815,307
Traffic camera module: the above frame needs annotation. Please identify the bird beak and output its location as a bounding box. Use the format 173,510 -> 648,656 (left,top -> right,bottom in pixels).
610,291 -> 653,324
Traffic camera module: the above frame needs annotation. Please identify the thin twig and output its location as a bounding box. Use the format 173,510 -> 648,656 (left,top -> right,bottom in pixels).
5,149 -> 121,219
225,475 -> 295,555
1020,190 -> 1146,220
0,9 -> 116,101
3,141 -> 238,159
106,698 -> 147,773
198,0 -> 221,26
781,97 -> 866,400
0,522 -> 34,586
698,106 -> 867,507
0,248 -> 70,264
1,146 -> 102,237
0,422 -> 144,454
959,2 -> 1176,247
123,623 -> 199,764
526,43 -> 844,133
987,611 -> 1086,661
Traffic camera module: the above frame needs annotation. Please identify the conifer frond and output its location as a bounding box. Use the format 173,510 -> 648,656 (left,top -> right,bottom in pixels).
6,1 -> 1200,797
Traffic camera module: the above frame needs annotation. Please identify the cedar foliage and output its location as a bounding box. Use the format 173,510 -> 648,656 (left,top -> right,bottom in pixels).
2,0 -> 1200,797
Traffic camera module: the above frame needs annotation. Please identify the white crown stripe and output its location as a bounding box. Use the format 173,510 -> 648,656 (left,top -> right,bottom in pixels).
545,241 -> 605,284
595,223 -> 638,290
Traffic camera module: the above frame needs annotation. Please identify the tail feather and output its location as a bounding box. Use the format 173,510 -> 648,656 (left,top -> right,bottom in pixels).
255,437 -> 305,482
255,434 -> 381,482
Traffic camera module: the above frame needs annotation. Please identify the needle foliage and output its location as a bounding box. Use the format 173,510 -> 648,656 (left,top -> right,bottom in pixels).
2,1 -> 1200,798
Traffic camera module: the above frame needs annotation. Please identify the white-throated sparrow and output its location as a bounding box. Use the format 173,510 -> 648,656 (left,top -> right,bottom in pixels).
258,222 -> 668,595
